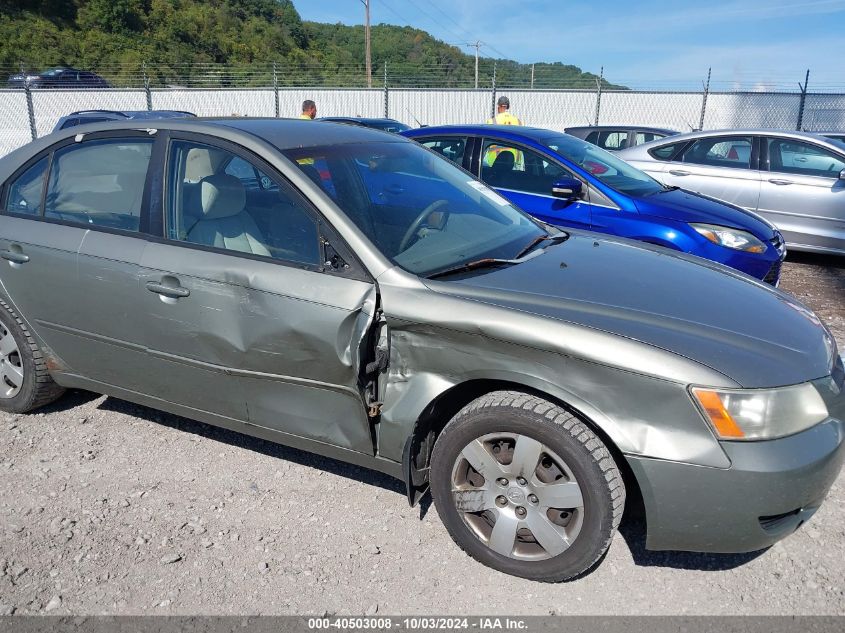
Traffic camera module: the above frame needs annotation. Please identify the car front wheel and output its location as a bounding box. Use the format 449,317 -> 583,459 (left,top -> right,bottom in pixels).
430,391 -> 624,581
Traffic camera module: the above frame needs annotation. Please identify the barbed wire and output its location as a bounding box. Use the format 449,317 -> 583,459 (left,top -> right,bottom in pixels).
2,62 -> 842,93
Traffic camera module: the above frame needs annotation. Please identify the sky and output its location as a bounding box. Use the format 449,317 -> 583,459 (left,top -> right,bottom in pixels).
292,0 -> 845,90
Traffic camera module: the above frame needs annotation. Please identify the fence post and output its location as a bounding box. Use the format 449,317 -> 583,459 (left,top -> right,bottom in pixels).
593,66 -> 603,126
24,83 -> 37,141
273,62 -> 280,118
698,67 -> 711,131
796,69 -> 810,131
383,62 -> 389,118
491,62 -> 497,119
142,62 -> 152,111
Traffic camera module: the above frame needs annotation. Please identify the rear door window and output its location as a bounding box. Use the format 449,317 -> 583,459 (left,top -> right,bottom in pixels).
595,131 -> 629,150
680,136 -> 753,169
44,138 -> 153,231
635,132 -> 666,145
417,137 -> 468,167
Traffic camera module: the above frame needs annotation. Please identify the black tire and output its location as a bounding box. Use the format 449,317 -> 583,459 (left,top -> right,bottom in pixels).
0,299 -> 64,413
430,390 -> 624,582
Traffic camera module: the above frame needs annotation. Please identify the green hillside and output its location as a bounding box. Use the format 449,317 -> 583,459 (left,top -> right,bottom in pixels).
0,0 -> 623,89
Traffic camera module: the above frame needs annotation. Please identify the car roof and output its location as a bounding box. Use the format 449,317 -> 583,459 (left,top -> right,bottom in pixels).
65,109 -> 196,119
319,117 -> 402,124
403,124 -> 563,142
565,125 -> 678,134
42,117 -> 410,149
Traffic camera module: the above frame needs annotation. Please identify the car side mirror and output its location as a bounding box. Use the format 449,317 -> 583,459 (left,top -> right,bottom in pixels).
839,169 -> 845,180
552,177 -> 583,200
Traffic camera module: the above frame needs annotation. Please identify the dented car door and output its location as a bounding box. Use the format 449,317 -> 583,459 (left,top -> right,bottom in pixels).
135,136 -> 377,453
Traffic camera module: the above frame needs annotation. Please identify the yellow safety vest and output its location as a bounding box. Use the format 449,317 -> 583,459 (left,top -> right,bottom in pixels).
299,113 -> 313,120
486,111 -> 522,126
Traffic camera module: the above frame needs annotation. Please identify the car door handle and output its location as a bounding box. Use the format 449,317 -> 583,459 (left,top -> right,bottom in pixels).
383,184 -> 405,195
768,178 -> 793,185
146,281 -> 190,299
0,249 -> 29,264
668,169 -> 690,176
794,157 -> 808,163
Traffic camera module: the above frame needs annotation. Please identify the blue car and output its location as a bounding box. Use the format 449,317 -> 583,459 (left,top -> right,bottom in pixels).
402,125 -> 786,284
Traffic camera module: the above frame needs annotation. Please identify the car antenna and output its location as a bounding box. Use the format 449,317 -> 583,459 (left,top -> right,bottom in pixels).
406,108 -> 424,128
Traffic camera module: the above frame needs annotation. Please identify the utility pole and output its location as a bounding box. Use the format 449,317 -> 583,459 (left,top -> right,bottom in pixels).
466,41 -> 483,89
361,0 -> 372,88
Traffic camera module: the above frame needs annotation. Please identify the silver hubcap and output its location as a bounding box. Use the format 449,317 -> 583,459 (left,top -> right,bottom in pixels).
451,432 -> 584,561
0,324 -> 23,399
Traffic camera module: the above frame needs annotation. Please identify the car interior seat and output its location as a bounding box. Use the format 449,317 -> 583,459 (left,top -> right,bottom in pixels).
186,173 -> 271,257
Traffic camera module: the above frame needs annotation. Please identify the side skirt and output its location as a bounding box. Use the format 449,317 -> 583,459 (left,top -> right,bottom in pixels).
52,373 -> 405,480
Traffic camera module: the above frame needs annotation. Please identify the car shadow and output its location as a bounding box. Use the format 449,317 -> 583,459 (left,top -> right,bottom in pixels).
617,513 -> 768,571
95,395 -> 411,499
786,250 -> 845,269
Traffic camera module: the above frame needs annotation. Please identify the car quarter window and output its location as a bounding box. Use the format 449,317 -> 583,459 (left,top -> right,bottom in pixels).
418,137 -> 467,166
680,136 -> 753,169
481,139 -> 568,195
44,138 -> 153,230
648,141 -> 687,161
166,140 -> 320,266
4,156 -> 49,216
766,138 -> 845,178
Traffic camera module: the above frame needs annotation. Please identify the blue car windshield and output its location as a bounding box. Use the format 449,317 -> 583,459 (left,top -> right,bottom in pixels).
283,141 -> 547,277
545,135 -> 665,197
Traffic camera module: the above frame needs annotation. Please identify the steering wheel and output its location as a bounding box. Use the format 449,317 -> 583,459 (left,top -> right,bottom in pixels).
399,199 -> 450,252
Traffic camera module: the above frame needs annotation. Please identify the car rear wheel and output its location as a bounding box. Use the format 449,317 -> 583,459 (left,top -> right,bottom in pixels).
430,390 -> 624,581
0,300 -> 64,413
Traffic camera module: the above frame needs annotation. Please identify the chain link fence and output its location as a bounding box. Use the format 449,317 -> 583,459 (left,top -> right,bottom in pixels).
2,62 -> 844,156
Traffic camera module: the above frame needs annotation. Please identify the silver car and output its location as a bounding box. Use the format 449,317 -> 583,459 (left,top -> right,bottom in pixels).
619,129 -> 845,255
1,119 -> 843,582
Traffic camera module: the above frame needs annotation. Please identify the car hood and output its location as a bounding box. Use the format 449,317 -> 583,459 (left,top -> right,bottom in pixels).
428,233 -> 835,388
633,188 -> 775,238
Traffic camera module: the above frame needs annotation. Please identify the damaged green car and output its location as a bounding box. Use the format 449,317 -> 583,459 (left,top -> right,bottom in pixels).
0,119 -> 843,581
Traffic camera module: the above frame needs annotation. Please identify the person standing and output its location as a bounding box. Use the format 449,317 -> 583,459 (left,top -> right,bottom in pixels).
486,96 -> 521,125
299,100 -> 317,120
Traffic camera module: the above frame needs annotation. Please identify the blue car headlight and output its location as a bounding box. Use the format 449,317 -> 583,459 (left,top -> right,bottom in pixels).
690,223 -> 767,253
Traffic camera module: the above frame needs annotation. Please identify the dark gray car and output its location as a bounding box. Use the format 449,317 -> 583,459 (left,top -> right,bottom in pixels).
566,125 -> 679,151
0,119 -> 843,582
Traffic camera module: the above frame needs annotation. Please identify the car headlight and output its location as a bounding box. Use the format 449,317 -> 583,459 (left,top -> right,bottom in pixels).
691,383 -> 829,440
690,223 -> 767,253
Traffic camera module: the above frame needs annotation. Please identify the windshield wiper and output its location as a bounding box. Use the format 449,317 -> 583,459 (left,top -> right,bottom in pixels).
661,185 -> 680,192
427,249 -> 546,280
513,232 -> 570,259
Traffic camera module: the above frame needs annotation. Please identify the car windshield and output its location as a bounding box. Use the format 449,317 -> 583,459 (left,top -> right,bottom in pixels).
545,135 -> 665,197
282,141 -> 547,277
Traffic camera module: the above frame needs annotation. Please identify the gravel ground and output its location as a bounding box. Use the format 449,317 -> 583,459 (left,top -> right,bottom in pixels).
0,253 -> 843,617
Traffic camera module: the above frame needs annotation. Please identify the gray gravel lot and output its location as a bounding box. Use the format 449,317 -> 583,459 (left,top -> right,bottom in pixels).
0,253 -> 843,616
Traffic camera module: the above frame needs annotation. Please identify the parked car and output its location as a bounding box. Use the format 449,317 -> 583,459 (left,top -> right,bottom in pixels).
403,125 -> 785,284
565,125 -> 679,151
618,129 -> 845,255
1,119 -> 842,582
6,67 -> 109,89
319,117 -> 411,133
815,132 -> 845,144
53,110 -> 196,132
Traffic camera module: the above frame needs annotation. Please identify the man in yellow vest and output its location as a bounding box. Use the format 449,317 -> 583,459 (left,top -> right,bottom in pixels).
487,96 -> 522,125
484,96 -> 523,168
299,100 -> 317,120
